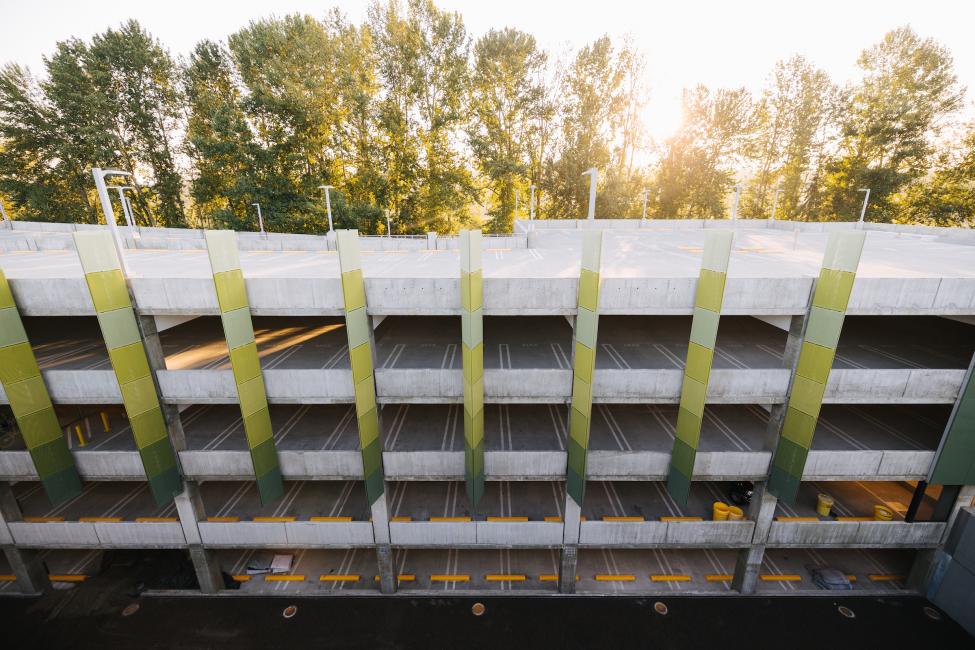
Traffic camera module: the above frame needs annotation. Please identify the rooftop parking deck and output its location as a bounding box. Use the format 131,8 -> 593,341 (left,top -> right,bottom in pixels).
4,223 -> 975,317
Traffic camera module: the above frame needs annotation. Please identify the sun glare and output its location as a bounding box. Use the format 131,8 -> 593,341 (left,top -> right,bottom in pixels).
644,94 -> 684,144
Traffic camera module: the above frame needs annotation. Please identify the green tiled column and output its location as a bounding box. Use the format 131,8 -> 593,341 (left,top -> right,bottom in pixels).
929,356 -> 975,484
768,231 -> 865,504
566,231 -> 603,509
0,269 -> 82,505
204,230 -> 283,504
336,230 -> 386,509
460,230 -> 485,511
667,230 -> 734,504
73,231 -> 182,505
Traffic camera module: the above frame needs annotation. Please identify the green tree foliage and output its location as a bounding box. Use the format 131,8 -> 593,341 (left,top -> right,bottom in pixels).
899,123 -> 975,226
742,56 -> 837,220
0,21 -> 185,226
542,36 -> 649,220
467,28 -> 549,233
1,14 -> 973,230
655,86 -> 754,218
369,0 -> 475,234
817,26 -> 964,222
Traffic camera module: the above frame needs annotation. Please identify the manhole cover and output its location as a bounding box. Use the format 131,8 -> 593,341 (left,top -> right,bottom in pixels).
653,602 -> 668,615
121,603 -> 140,617
922,606 -> 942,621
471,602 -> 485,616
838,606 -> 855,619
283,605 -> 298,619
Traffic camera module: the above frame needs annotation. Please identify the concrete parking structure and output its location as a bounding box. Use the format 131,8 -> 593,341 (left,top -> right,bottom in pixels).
1,217 -> 974,597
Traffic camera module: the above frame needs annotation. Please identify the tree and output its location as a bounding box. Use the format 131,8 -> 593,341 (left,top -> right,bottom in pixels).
818,26 -> 964,221
86,21 -> 188,227
542,36 -> 647,220
743,56 -> 837,220
654,86 -> 754,218
898,123 -> 975,226
467,28 -> 548,233
369,0 -> 475,234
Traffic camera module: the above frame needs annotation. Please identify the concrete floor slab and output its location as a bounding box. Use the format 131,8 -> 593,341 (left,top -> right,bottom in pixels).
199,480 -> 370,521
576,548 -> 737,594
218,548 -> 382,593
22,314 -> 973,373
758,548 -> 913,593
774,480 -> 932,521
387,481 -> 565,521
14,481 -> 178,521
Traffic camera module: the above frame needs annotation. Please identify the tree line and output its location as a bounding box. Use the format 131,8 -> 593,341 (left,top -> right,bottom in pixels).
0,1 -> 972,234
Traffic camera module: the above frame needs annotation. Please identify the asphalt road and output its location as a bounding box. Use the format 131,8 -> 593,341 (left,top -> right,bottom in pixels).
1,584 -> 970,650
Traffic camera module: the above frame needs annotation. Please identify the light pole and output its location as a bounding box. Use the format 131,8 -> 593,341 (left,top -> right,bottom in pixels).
857,188 -> 871,226
582,168 -> 597,221
92,167 -> 132,272
770,188 -> 783,221
251,203 -> 265,237
318,185 -> 335,232
731,184 -> 746,221
112,186 -> 135,227
386,210 -> 392,239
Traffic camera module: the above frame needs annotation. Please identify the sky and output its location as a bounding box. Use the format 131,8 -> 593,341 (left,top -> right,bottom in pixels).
1,0 -> 973,141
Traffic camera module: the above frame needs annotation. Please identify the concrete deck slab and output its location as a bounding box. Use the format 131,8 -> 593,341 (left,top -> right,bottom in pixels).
13,481 -> 177,521
774,480 -> 930,522
199,480 -> 370,521
758,548 -> 913,593
387,481 -> 564,521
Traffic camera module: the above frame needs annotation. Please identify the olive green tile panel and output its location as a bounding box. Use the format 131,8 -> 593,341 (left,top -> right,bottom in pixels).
336,230 -> 386,506
72,232 -> 182,506
204,230 -> 282,503
768,231 -> 864,504
667,230 -> 733,505
566,231 -> 602,507
0,268 -> 81,506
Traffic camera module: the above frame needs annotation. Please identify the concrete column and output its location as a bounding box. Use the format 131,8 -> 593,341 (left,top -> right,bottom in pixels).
731,483 -> 778,594
0,483 -> 50,594
187,545 -> 223,594
906,548 -> 944,594
559,545 -> 578,594
941,485 -> 975,544
367,311 -> 395,595
173,482 -> 222,593
733,307 -> 808,595
139,315 -> 188,450
375,544 -> 395,595
762,311 -> 809,450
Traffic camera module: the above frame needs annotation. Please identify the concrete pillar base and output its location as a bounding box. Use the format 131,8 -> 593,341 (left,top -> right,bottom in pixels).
3,545 -> 49,595
376,544 -> 396,594
732,546 -> 765,595
187,545 -> 223,594
559,545 -> 578,594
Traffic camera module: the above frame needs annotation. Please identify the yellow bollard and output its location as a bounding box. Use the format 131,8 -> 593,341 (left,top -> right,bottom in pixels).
712,502 -> 730,521
816,494 -> 834,517
74,424 -> 86,447
873,505 -> 894,521
727,506 -> 745,521
100,411 -> 110,432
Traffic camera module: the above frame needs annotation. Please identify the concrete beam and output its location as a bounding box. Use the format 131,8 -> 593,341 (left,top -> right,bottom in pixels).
0,483 -> 50,594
